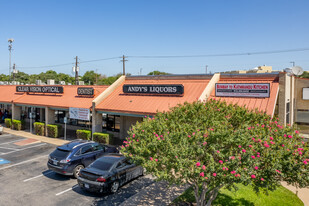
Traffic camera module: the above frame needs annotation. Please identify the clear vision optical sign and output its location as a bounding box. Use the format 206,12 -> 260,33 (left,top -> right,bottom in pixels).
16,86 -> 64,94
215,83 -> 270,98
123,84 -> 184,95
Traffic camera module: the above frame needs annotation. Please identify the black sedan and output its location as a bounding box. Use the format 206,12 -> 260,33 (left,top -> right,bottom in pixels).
77,154 -> 144,193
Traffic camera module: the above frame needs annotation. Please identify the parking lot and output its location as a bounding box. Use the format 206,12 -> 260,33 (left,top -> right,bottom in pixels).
0,133 -> 154,206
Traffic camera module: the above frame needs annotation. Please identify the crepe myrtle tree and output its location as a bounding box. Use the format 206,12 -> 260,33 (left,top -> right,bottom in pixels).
121,99 -> 309,206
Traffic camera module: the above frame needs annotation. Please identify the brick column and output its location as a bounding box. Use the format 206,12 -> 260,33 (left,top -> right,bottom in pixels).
12,104 -> 22,120
45,107 -> 55,136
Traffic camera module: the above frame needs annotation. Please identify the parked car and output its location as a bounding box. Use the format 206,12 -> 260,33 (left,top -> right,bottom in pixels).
47,139 -> 118,178
77,154 -> 144,193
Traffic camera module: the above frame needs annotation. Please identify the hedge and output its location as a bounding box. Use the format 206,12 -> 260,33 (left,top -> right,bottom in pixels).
76,129 -> 91,140
12,119 -> 25,131
4,118 -> 12,128
34,122 -> 45,136
47,124 -> 62,138
93,132 -> 113,144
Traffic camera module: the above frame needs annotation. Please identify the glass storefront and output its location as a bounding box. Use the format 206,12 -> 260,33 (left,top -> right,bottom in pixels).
102,114 -> 120,132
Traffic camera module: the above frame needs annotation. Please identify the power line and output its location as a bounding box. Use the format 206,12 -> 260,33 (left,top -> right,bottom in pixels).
16,56 -> 121,69
127,47 -> 309,58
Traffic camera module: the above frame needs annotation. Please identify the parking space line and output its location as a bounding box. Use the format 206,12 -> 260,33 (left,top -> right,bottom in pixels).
23,171 -> 54,182
0,155 -> 48,171
56,185 -> 79,196
0,146 -> 20,151
0,139 -> 26,145
0,134 -> 12,138
0,143 -> 47,155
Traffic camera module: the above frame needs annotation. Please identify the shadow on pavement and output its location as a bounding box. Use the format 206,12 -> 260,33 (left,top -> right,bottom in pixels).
72,176 -> 154,206
43,171 -> 73,181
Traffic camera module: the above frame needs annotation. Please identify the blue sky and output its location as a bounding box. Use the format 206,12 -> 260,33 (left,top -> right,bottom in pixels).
0,0 -> 308,76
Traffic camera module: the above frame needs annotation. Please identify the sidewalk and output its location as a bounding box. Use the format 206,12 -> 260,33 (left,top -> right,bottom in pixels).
119,181 -> 189,206
2,127 -> 69,146
281,182 -> 309,206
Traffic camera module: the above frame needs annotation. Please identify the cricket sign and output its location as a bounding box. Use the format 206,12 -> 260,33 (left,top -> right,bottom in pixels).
215,83 -> 270,98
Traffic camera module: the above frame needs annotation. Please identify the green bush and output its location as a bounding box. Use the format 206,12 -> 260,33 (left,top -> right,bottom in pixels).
76,129 -> 91,140
12,119 -> 25,131
34,122 -> 45,136
47,124 -> 62,138
93,132 -> 113,144
4,118 -> 12,128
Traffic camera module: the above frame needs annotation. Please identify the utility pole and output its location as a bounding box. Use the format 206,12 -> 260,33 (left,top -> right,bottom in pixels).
8,39 -> 14,80
95,69 -> 98,85
205,65 -> 208,74
12,64 -> 16,81
290,61 -> 295,67
75,56 -> 79,85
121,55 -> 127,75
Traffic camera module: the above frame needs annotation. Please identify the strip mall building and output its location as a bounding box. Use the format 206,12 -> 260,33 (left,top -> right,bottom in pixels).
0,72 -> 308,142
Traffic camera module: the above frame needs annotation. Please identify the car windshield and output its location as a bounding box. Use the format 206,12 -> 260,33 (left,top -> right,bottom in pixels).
51,148 -> 70,159
90,160 -> 114,171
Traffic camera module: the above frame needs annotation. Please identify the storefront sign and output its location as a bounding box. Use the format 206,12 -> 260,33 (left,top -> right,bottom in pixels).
123,84 -> 184,95
77,87 -> 94,96
69,107 -> 90,121
16,86 -> 64,94
215,83 -> 270,98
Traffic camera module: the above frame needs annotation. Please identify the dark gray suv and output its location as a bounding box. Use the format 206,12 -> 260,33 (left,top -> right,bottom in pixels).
47,140 -> 118,178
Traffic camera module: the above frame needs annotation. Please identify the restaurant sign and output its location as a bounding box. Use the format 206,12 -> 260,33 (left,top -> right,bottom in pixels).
123,84 -> 184,95
16,86 -> 64,94
77,87 -> 94,96
215,83 -> 270,98
69,107 -> 90,121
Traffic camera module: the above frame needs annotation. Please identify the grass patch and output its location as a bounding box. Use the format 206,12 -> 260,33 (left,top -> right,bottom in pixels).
173,184 -> 303,206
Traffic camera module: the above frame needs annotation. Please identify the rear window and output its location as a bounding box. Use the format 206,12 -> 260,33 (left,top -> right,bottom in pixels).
90,160 -> 114,171
51,148 -> 70,159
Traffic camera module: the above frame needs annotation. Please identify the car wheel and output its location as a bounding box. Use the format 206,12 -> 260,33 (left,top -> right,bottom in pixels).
110,181 -> 119,193
73,165 -> 84,178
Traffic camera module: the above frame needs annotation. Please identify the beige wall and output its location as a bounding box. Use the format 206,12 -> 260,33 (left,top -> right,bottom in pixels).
12,104 -> 21,120
120,116 -> 143,139
278,73 -> 293,125
295,78 -> 309,110
92,112 -> 103,133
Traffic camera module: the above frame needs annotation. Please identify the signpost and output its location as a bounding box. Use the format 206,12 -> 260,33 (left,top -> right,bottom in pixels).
63,117 -> 67,140
29,111 -> 32,134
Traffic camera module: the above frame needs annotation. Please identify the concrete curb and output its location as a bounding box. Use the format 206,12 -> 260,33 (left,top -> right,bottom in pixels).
2,127 -> 69,146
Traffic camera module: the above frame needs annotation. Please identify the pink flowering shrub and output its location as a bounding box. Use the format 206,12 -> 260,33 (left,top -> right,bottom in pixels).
121,99 -> 309,206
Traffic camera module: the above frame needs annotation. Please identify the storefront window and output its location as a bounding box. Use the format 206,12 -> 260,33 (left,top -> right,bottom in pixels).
55,110 -> 66,123
102,114 -> 120,132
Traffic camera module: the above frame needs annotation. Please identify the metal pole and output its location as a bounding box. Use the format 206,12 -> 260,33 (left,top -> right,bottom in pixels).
30,109 -> 32,134
64,122 -> 66,140
122,55 -> 125,75
75,56 -> 79,85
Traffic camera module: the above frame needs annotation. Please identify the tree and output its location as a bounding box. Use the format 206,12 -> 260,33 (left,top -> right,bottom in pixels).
147,70 -> 170,75
82,70 -> 99,85
98,73 -> 122,85
121,100 -> 309,206
300,71 -> 309,79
